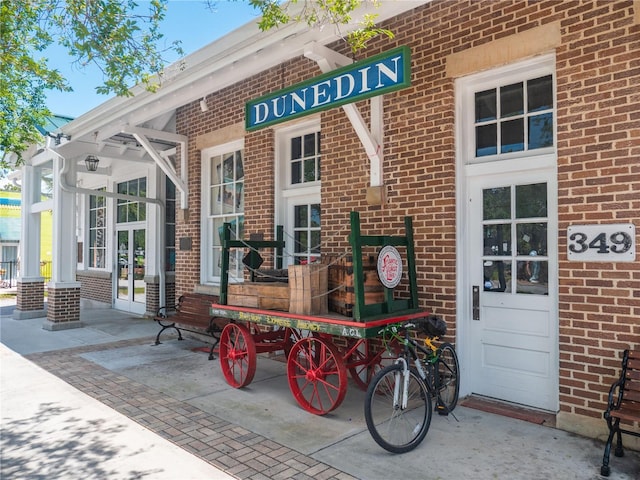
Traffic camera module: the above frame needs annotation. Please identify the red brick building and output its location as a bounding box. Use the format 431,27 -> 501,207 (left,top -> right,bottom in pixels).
19,0 -> 638,447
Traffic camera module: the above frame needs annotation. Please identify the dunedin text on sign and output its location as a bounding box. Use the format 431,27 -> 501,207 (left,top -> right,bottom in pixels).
245,46 -> 411,131
567,224 -> 635,262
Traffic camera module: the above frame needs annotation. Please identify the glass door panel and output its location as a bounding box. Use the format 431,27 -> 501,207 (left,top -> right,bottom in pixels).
115,226 -> 146,312
133,229 -> 146,305
117,230 -> 129,300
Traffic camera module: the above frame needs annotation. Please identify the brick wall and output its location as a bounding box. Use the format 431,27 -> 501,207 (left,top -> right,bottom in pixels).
175,0 -> 639,434
77,271 -> 112,304
47,286 -> 80,324
553,0 -> 639,423
16,281 -> 44,311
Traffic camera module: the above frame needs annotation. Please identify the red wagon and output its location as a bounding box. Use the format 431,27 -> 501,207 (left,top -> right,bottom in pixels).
212,212 -> 431,415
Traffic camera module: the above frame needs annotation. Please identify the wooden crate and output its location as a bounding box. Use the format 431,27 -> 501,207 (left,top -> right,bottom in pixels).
227,282 -> 289,311
325,255 -> 385,317
288,264 -> 328,315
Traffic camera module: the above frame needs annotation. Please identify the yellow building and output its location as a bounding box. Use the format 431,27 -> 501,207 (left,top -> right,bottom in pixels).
0,191 -> 53,281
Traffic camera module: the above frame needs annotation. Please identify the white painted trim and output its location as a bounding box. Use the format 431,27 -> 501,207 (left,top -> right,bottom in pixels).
58,1 -> 430,143
304,43 -> 384,187
200,139 -> 245,285
274,120 -> 321,263
455,53 -> 558,405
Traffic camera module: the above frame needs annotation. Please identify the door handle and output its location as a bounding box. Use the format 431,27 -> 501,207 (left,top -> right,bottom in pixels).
472,285 -> 480,321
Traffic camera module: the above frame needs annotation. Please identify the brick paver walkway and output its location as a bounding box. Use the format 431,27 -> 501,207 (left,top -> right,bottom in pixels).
26,338 -> 356,480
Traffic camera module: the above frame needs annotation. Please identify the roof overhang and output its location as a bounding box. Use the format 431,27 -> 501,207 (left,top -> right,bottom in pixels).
55,1 -> 430,144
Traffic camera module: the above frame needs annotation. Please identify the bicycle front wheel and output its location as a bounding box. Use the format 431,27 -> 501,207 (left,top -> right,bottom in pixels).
435,343 -> 460,413
364,363 -> 432,453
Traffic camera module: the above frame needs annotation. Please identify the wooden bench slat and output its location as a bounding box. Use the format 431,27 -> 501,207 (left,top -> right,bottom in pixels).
610,410 -> 640,423
626,369 -> 640,381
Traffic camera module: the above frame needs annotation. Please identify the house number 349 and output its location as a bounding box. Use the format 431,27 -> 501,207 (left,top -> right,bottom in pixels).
567,224 -> 636,262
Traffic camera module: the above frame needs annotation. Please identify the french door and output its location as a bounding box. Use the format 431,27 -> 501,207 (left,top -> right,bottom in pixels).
114,225 -> 146,314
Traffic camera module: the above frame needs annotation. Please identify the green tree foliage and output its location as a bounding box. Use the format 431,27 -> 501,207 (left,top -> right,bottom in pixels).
244,0 -> 393,52
1,0 -> 390,166
1,0 -> 180,165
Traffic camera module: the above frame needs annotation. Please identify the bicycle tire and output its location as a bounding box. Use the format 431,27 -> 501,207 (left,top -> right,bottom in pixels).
364,363 -> 432,453
435,343 -> 460,413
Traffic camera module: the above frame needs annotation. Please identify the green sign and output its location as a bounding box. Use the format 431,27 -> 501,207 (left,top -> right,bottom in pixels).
246,46 -> 411,131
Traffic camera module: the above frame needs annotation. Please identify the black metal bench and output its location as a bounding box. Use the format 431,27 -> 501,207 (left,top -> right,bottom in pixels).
601,349 -> 640,476
154,293 -> 228,360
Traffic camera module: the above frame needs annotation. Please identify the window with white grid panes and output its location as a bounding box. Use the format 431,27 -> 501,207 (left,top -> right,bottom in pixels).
165,177 -> 176,272
290,131 -> 320,186
116,178 -> 147,223
88,188 -> 106,268
293,203 -> 321,265
203,146 -> 244,283
475,75 -> 553,158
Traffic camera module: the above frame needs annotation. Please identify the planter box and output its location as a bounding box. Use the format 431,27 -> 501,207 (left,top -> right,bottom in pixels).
288,264 -> 328,315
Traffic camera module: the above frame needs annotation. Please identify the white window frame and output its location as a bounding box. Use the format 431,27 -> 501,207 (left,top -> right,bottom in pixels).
275,119 -> 321,266
455,53 -> 558,402
458,53 -> 557,166
201,139 -> 245,285
86,187 -> 108,270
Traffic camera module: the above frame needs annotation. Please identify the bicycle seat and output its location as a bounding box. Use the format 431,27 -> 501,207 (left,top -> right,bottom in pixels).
415,315 -> 447,337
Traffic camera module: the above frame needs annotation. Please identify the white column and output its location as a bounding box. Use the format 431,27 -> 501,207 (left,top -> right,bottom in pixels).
18,165 -> 42,280
14,164 -> 47,320
50,155 -> 79,285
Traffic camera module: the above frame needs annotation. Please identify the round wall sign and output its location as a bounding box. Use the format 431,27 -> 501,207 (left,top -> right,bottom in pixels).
377,245 -> 403,289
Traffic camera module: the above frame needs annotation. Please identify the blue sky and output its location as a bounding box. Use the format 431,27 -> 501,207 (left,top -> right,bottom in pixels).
47,1 -> 261,118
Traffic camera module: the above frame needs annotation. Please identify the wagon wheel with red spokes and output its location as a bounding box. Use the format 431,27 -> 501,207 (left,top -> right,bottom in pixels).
219,323 -> 257,388
344,338 -> 396,391
286,336 -> 347,415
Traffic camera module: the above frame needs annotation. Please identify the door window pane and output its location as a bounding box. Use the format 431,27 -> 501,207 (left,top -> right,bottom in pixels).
133,229 -> 146,304
483,187 -> 510,220
484,224 -> 512,256
117,231 -> 129,300
516,183 -> 547,218
517,223 -> 547,256
483,260 -> 511,292
516,259 -> 548,294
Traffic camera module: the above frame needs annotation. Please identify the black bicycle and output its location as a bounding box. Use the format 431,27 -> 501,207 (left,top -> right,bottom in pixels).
364,316 -> 460,453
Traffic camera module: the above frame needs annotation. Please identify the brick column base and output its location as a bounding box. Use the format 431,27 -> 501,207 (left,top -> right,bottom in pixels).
144,273 -> 175,317
44,284 -> 82,331
145,281 -> 159,317
13,279 -> 47,320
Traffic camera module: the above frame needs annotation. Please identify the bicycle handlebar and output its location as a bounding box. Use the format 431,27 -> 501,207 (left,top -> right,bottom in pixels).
378,316 -> 447,348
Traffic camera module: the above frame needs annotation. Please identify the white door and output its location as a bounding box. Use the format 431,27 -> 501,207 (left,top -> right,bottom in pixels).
466,168 -> 557,411
114,226 -> 146,315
